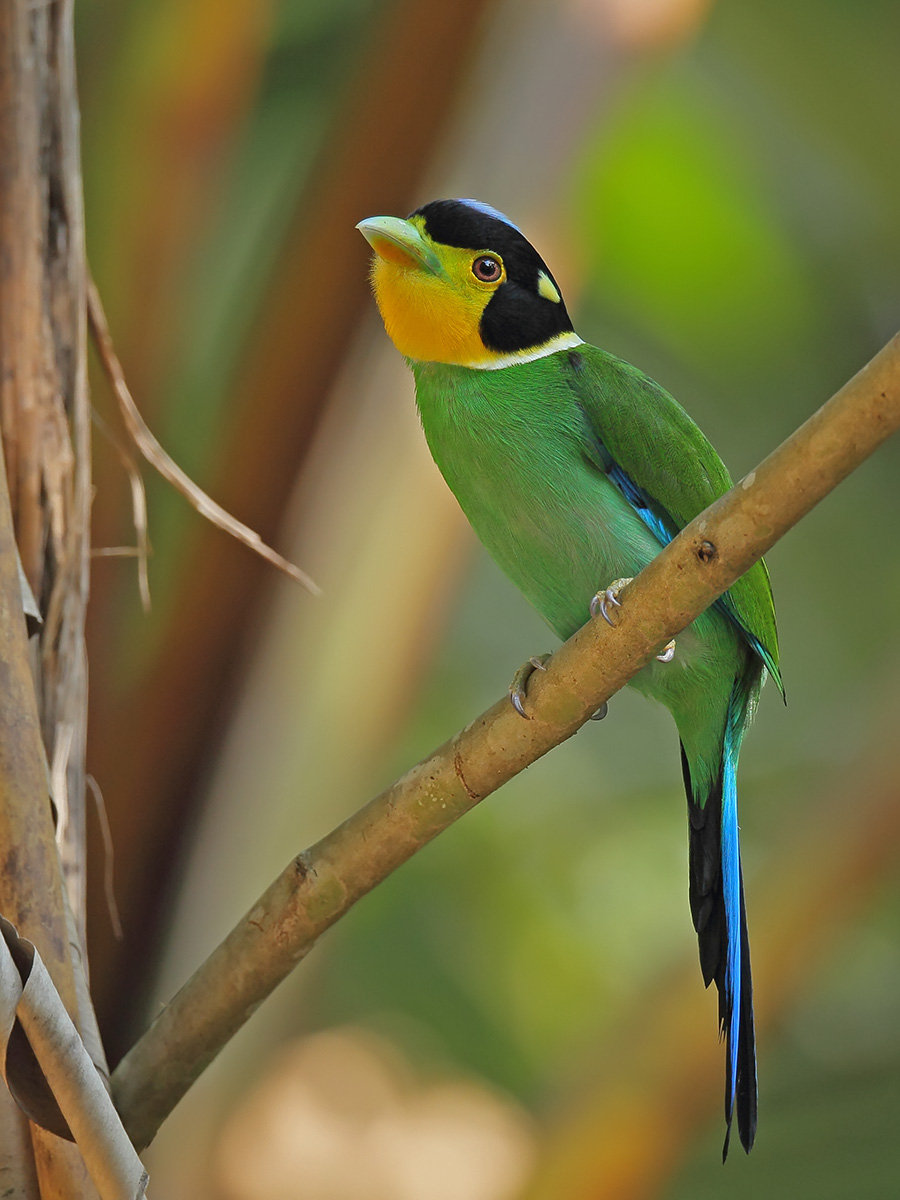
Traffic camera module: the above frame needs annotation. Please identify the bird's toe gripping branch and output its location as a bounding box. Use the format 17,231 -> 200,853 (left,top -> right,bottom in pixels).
509,653 -> 608,721
590,577 -> 632,626
656,638 -> 676,663
508,654 -> 551,719
590,577 -> 676,664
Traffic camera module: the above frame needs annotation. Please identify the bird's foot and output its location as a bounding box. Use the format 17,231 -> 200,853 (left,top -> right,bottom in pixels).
656,638 -> 676,664
590,577 -> 675,663
509,653 -> 551,719
589,577 -> 634,626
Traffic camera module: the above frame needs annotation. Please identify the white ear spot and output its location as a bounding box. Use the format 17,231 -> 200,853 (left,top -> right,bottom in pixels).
537,271 -> 561,304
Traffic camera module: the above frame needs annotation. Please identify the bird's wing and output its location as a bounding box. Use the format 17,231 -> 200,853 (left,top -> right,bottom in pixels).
569,345 -> 781,692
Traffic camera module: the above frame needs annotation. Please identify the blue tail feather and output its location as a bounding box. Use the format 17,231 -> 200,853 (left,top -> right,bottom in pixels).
682,676 -> 758,1159
722,712 -> 742,1132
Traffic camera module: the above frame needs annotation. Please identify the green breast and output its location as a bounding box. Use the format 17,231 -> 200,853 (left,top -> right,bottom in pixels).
411,354 -> 666,640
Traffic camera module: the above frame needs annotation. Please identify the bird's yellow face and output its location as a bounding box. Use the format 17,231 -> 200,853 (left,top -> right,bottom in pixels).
357,200 -> 575,369
359,214 -> 507,366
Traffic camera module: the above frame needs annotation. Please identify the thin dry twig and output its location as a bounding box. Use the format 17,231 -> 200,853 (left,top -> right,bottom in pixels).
85,776 -> 123,943
111,332 -> 900,1151
90,409 -> 151,611
86,277 -> 321,597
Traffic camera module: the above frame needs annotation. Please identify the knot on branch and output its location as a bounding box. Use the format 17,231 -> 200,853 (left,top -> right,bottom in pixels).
453,748 -> 480,802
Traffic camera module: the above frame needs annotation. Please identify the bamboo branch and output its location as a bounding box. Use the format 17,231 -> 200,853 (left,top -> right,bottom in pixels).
112,332 -> 900,1150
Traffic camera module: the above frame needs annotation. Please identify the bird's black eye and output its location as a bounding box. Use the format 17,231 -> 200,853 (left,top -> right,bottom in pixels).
472,255 -> 502,283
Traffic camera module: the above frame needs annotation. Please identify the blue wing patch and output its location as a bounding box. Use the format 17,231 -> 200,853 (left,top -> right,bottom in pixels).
606,461 -> 674,547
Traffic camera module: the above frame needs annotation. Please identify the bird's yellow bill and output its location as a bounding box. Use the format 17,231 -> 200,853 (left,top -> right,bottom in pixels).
356,216 -> 443,276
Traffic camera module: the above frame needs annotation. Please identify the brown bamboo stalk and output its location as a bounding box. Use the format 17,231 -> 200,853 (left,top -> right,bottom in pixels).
0,0 -> 91,946
0,1087 -> 40,1198
111,333 -> 900,1150
0,384 -> 97,1200
0,1 -> 102,1193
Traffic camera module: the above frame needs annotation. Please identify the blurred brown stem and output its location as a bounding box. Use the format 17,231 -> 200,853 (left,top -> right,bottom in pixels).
85,0 -> 498,1053
111,334 -> 900,1150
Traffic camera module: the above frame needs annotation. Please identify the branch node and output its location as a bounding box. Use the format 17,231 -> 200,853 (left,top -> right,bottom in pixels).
453,747 -> 480,802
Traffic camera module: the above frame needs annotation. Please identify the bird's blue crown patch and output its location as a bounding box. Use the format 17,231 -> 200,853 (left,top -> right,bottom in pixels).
454,199 -> 523,234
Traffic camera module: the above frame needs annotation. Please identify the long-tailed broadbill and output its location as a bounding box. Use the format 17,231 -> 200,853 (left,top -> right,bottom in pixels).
357,198 -> 781,1157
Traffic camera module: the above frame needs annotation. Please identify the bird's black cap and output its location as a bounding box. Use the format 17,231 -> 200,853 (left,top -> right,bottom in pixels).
412,198 -> 574,354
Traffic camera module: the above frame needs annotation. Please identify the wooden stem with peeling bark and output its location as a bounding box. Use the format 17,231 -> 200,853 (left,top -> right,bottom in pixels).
0,1 -> 102,1194
112,332 -> 900,1152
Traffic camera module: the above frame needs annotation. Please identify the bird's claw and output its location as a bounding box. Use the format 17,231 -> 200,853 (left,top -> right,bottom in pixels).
589,577 -> 633,627
509,653 -> 551,719
656,638 -> 676,664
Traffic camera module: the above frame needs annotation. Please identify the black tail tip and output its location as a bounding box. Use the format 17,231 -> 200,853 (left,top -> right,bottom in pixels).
722,1113 -> 756,1162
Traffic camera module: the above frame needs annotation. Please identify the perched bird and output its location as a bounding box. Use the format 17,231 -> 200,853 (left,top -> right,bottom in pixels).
358,198 -> 780,1157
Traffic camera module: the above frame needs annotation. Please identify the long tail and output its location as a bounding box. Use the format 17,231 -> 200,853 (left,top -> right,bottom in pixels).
680,675 -> 758,1160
